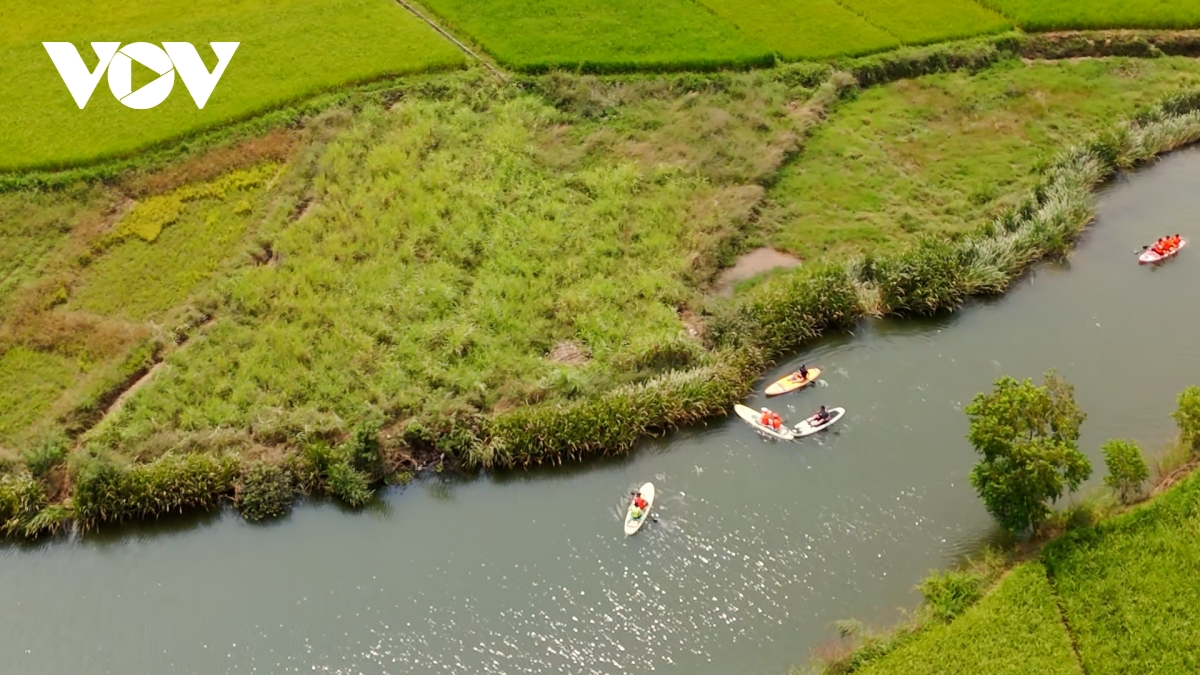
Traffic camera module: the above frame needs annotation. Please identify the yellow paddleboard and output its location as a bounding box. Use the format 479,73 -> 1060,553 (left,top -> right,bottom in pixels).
765,367 -> 821,397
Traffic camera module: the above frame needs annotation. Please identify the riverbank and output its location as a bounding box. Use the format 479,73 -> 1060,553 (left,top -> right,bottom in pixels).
4,36 -> 1200,535
803,425 -> 1200,675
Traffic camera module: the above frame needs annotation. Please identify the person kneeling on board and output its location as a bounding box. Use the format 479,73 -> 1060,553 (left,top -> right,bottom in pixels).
792,364 -> 809,382
760,408 -> 783,431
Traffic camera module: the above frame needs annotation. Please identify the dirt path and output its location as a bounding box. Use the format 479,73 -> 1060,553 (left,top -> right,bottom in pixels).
714,247 -> 803,296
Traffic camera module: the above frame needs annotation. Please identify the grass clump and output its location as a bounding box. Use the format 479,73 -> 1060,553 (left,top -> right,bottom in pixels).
71,452 -> 238,529
235,463 -> 295,521
0,0 -> 464,171
918,569 -> 984,622
1172,385 -> 1200,453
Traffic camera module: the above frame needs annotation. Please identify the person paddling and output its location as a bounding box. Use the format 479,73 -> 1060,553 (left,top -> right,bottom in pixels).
631,491 -> 648,512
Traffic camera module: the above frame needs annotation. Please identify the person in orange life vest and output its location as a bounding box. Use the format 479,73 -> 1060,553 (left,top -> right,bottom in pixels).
630,491 -> 648,511
770,412 -> 783,430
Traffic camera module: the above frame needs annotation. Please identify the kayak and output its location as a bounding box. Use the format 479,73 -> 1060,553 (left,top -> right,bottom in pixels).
1139,238 -> 1186,264
793,407 -> 846,437
764,367 -> 822,397
624,482 -> 655,536
733,404 -> 796,441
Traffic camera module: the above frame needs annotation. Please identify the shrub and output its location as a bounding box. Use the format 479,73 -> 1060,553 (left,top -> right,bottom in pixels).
1172,385 -> 1200,453
1101,439 -> 1150,504
346,422 -> 383,477
326,461 -> 374,508
920,569 -> 984,622
236,463 -> 295,521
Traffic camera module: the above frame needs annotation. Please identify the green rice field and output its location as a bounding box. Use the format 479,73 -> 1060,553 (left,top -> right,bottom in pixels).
980,0 -> 1200,31
0,0 -> 465,171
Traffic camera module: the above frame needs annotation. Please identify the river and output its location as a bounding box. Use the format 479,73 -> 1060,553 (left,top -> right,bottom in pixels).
3,148 -> 1199,675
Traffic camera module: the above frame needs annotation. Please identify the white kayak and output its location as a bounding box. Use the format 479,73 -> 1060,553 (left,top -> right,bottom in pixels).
793,407 -> 846,437
624,482 -> 655,536
1139,238 -> 1186,264
733,404 -> 796,441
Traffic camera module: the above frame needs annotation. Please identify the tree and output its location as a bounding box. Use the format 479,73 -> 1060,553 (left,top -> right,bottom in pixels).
1172,385 -> 1200,453
1101,439 -> 1149,505
965,370 -> 1091,534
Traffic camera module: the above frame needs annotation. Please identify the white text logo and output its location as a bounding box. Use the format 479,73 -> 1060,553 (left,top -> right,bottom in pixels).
43,42 -> 240,110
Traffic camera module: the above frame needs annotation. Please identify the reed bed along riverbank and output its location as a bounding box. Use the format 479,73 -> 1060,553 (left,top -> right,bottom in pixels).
4,40 -> 1200,533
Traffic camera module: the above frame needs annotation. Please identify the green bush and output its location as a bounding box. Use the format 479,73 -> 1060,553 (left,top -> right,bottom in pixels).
1101,439 -> 1150,504
920,569 -> 984,622
236,463 -> 295,521
326,461 -> 374,508
1172,385 -> 1200,453
346,422 -> 384,477
840,35 -> 1017,88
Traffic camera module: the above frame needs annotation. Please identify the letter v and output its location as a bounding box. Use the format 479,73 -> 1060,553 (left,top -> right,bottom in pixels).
43,42 -> 120,109
163,42 -> 239,109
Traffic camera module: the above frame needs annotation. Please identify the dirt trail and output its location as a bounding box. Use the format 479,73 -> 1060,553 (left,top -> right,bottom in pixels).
714,247 -> 803,296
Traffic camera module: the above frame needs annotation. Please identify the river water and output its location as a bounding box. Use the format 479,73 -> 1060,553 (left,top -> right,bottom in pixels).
3,148 -> 1200,675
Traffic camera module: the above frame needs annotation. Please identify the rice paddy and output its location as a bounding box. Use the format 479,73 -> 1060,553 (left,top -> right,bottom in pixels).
980,0 -> 1200,31
0,0 -> 465,171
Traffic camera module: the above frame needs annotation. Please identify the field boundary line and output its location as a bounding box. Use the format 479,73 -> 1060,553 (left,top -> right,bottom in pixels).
826,0 -> 904,44
390,0 -> 508,81
1042,563 -> 1090,675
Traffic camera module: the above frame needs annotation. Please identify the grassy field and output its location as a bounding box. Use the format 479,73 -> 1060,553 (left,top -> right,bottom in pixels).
0,0 -> 464,171
853,562 -> 1079,675
1,68 -> 814,459
1044,471 -> 1200,675
981,0 -> 1200,31
763,57 -> 1200,261
416,0 -> 772,70
838,468 -> 1200,674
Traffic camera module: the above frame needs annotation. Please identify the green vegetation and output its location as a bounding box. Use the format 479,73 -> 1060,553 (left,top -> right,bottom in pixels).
1172,385 -> 1200,451
417,0 -> 772,71
966,371 -> 1091,533
763,58 -> 1200,260
1101,439 -> 1149,504
1044,472 -> 1200,675
688,0 -> 900,61
837,0 -> 1011,45
6,42 -> 1200,531
0,0 -> 464,170
981,0 -> 1200,31
849,563 -> 1079,675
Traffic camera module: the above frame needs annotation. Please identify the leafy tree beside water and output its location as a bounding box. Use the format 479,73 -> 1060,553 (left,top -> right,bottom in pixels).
1101,439 -> 1149,505
965,370 -> 1091,534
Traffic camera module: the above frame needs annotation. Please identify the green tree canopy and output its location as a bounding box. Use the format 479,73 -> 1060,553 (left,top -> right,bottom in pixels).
965,370 -> 1091,533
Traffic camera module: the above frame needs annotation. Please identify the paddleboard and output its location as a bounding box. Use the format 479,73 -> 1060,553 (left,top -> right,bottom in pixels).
793,407 -> 846,437
733,404 -> 796,440
765,367 -> 822,397
624,482 -> 655,536
1140,238 -> 1186,264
